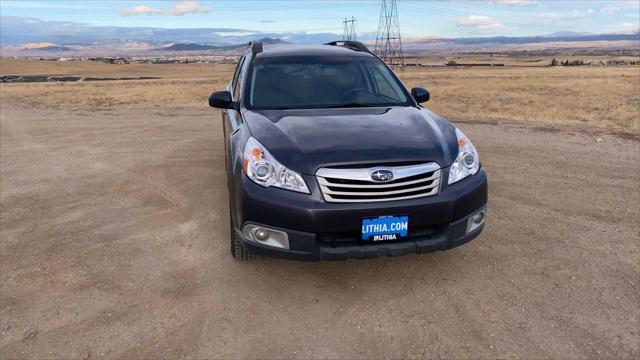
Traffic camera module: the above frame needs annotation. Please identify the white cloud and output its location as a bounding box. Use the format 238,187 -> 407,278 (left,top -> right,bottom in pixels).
167,0 -> 214,16
121,5 -> 162,16
600,0 -> 639,12
600,5 -> 621,13
495,0 -> 537,5
616,21 -> 639,34
121,1 -> 214,16
624,0 -> 640,9
538,9 -> 596,21
455,15 -> 502,30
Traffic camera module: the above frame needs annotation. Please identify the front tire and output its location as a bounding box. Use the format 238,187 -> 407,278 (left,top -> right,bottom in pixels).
229,207 -> 256,261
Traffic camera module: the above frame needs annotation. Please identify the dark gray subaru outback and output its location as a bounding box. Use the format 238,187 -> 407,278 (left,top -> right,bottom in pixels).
209,40 -> 487,261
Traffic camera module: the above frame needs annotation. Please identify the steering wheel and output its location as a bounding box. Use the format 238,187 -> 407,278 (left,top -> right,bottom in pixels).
339,88 -> 373,102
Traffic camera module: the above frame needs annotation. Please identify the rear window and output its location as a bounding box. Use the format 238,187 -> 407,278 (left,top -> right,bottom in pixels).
246,56 -> 410,110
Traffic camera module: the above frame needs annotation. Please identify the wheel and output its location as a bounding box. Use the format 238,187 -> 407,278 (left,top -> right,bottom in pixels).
229,206 -> 256,261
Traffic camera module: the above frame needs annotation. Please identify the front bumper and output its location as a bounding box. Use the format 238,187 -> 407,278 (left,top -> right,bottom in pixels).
231,168 -> 488,261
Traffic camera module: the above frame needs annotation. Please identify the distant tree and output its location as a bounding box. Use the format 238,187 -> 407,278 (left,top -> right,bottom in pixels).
551,58 -> 558,66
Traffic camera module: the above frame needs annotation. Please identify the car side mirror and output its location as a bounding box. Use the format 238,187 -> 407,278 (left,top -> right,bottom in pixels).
411,87 -> 430,103
209,91 -> 238,110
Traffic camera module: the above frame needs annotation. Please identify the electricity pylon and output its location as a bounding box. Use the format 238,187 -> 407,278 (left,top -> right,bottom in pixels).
342,17 -> 357,41
374,0 -> 404,68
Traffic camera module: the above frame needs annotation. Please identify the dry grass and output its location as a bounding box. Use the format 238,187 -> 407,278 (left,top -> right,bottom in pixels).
401,66 -> 640,130
410,53 -> 640,67
0,78 -> 229,110
0,62 -> 235,111
1,59 -> 639,132
0,58 -> 226,79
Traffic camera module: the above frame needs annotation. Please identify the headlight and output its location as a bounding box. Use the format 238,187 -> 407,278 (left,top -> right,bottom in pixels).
243,137 -> 310,194
448,128 -> 480,185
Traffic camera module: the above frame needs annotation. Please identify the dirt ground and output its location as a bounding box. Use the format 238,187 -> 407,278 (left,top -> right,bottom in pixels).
1,98 -> 638,359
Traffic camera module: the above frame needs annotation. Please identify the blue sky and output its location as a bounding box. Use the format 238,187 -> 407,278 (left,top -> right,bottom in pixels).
1,0 -> 639,37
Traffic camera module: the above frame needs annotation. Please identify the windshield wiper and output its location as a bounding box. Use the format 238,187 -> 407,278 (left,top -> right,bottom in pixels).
263,104 -> 383,110
323,103 -> 380,109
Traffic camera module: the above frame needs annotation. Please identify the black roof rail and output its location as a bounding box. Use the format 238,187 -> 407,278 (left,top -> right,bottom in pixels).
324,40 -> 371,53
249,40 -> 263,55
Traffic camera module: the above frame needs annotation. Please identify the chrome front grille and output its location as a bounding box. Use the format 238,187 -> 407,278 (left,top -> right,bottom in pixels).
316,163 -> 441,203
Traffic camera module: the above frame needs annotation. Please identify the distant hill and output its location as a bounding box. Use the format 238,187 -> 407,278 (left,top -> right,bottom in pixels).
157,37 -> 287,51
253,37 -> 288,45
19,42 -> 74,52
159,43 -> 222,51
408,32 -> 640,46
30,45 -> 74,52
544,31 -> 595,38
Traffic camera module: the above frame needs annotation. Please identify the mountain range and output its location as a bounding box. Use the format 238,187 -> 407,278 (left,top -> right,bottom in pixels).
0,16 -> 353,47
1,15 -> 638,57
156,38 -> 286,51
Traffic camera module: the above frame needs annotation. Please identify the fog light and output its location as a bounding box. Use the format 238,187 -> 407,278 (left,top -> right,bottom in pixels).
254,228 -> 269,241
242,224 -> 290,249
466,210 -> 486,234
472,212 -> 484,224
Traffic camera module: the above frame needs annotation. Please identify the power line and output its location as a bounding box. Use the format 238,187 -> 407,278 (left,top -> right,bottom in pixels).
374,0 -> 404,68
342,17 -> 357,41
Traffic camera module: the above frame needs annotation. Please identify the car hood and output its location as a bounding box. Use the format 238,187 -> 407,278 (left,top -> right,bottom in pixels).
243,106 -> 458,175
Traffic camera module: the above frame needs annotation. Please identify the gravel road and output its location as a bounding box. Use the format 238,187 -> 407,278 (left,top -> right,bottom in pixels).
1,103 -> 638,359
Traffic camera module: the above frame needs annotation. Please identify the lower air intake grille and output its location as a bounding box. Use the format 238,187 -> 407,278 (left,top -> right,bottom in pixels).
316,163 -> 441,203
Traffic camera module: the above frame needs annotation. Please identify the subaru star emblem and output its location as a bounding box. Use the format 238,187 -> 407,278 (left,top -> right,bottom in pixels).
371,169 -> 394,183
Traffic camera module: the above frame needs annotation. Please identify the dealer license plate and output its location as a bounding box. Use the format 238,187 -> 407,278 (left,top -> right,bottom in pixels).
361,216 -> 409,241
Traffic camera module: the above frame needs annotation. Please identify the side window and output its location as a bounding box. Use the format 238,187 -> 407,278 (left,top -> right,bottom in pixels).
234,56 -> 250,100
231,56 -> 245,99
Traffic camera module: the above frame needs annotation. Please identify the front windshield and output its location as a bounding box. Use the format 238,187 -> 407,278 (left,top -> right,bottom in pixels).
246,56 -> 410,109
